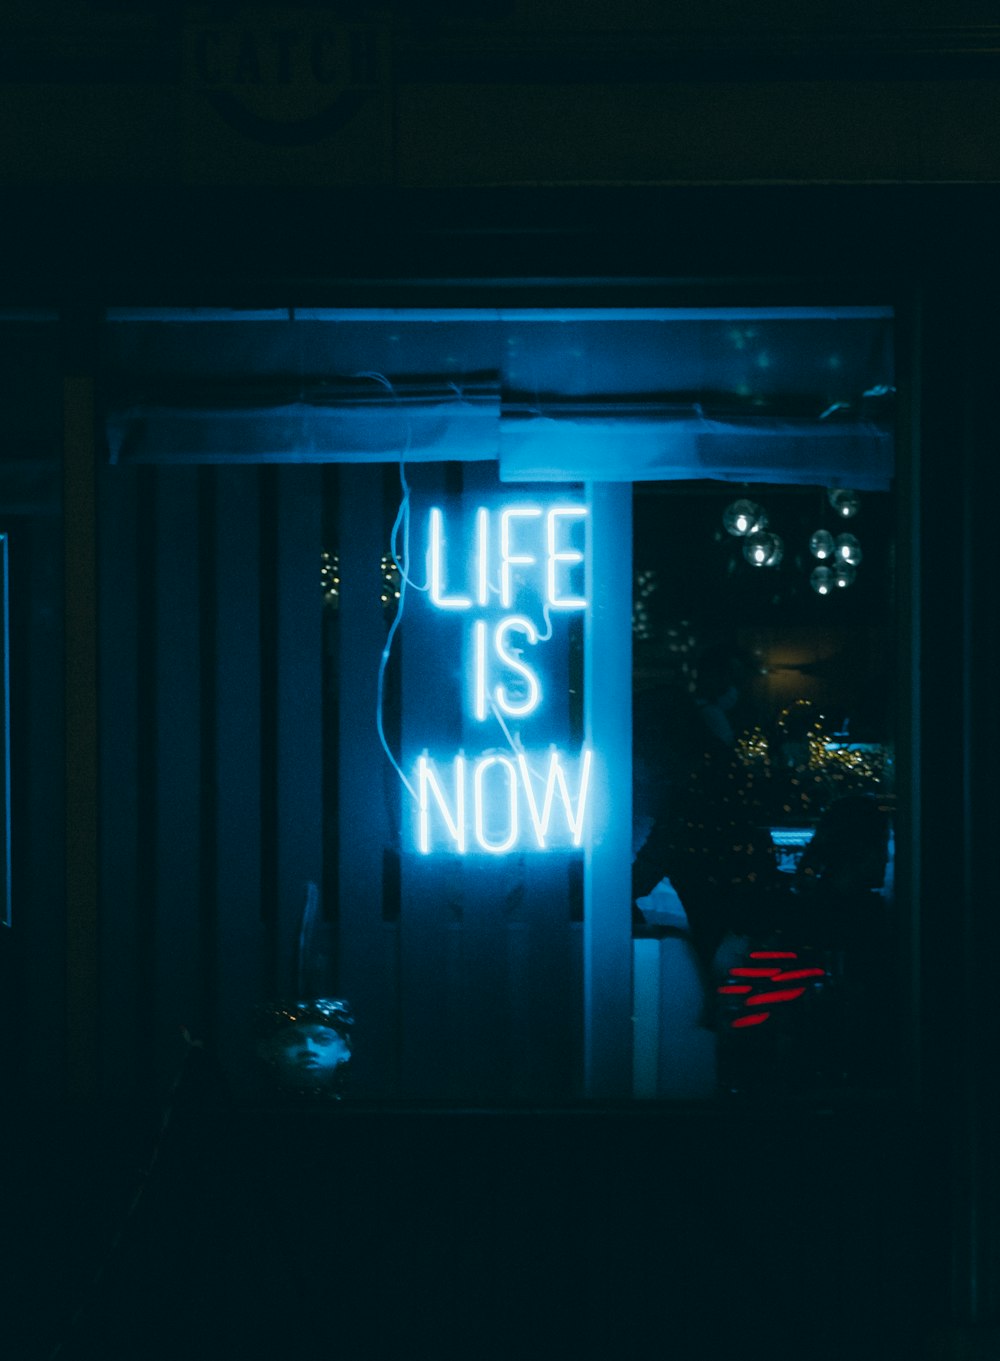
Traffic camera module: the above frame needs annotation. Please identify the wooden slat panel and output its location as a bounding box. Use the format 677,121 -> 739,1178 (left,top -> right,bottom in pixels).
395,464 -> 595,1101
151,466 -> 203,1090
273,466 -> 324,1000
96,460 -> 141,1096
213,466 -> 266,1094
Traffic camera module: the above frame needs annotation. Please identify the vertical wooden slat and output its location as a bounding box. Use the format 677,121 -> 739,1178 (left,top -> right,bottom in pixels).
451,463 -> 516,1101
151,467 -> 203,1089
583,481 -> 633,1098
398,464 -> 466,1099
452,859 -> 511,1100
64,373 -> 99,1100
506,861 -> 580,1102
23,517 -> 68,1100
505,480 -> 580,1102
394,465 -> 590,1102
97,459 -> 141,1096
398,861 -> 463,1099
463,466 -> 583,1102
274,466 -> 324,999
337,465 -> 399,1096
213,466 -> 265,1093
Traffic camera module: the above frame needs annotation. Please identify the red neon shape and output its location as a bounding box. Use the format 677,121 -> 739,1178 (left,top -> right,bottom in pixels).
771,968 -> 826,981
745,987 -> 808,1006
749,951 -> 798,959
731,1012 -> 770,1028
729,967 -> 784,978
717,984 -> 754,994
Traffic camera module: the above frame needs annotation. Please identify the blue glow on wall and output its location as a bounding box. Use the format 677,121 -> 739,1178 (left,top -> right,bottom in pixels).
410,501 -> 590,856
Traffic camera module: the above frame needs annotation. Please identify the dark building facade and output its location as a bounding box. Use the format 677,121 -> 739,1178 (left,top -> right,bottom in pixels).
1,4 -> 999,1357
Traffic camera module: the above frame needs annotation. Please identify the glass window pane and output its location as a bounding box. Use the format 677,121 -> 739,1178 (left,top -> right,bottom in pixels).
633,478 -> 897,1098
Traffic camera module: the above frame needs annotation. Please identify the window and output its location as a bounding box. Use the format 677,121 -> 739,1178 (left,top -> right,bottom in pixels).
100,302 -> 899,1104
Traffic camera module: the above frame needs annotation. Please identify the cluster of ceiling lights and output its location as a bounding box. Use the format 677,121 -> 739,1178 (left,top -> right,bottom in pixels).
723,488 -> 863,595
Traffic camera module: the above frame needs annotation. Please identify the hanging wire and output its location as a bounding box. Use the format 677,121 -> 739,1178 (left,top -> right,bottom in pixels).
351,371 -> 423,802
376,512 -> 418,802
357,371 -> 560,802
354,370 -> 429,594
489,698 -> 524,757
488,698 -> 551,786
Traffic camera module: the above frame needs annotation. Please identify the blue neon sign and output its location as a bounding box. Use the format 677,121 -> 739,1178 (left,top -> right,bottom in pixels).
411,501 -> 591,856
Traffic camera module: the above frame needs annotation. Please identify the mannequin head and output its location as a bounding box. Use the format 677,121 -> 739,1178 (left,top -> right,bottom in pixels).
256,998 -> 354,1098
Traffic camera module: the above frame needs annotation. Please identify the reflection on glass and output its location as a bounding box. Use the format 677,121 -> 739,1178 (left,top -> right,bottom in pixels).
827,487 -> 860,518
809,529 -> 835,561
834,533 -> 862,566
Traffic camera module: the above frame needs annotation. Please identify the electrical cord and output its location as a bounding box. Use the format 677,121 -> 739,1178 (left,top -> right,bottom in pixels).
353,371 -> 423,803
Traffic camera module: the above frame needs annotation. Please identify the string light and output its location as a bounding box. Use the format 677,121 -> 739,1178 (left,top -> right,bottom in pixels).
809,529 -> 835,561
633,567 -> 659,639
321,549 -> 405,612
743,530 -> 783,567
380,551 -> 402,610
736,726 -> 770,764
724,489 -> 868,593
321,550 -> 340,605
723,499 -> 767,537
810,565 -> 833,595
834,533 -> 862,566
828,487 -> 861,518
776,700 -> 822,738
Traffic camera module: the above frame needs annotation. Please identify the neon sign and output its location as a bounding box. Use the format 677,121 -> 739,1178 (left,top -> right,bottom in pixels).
413,501 -> 591,855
